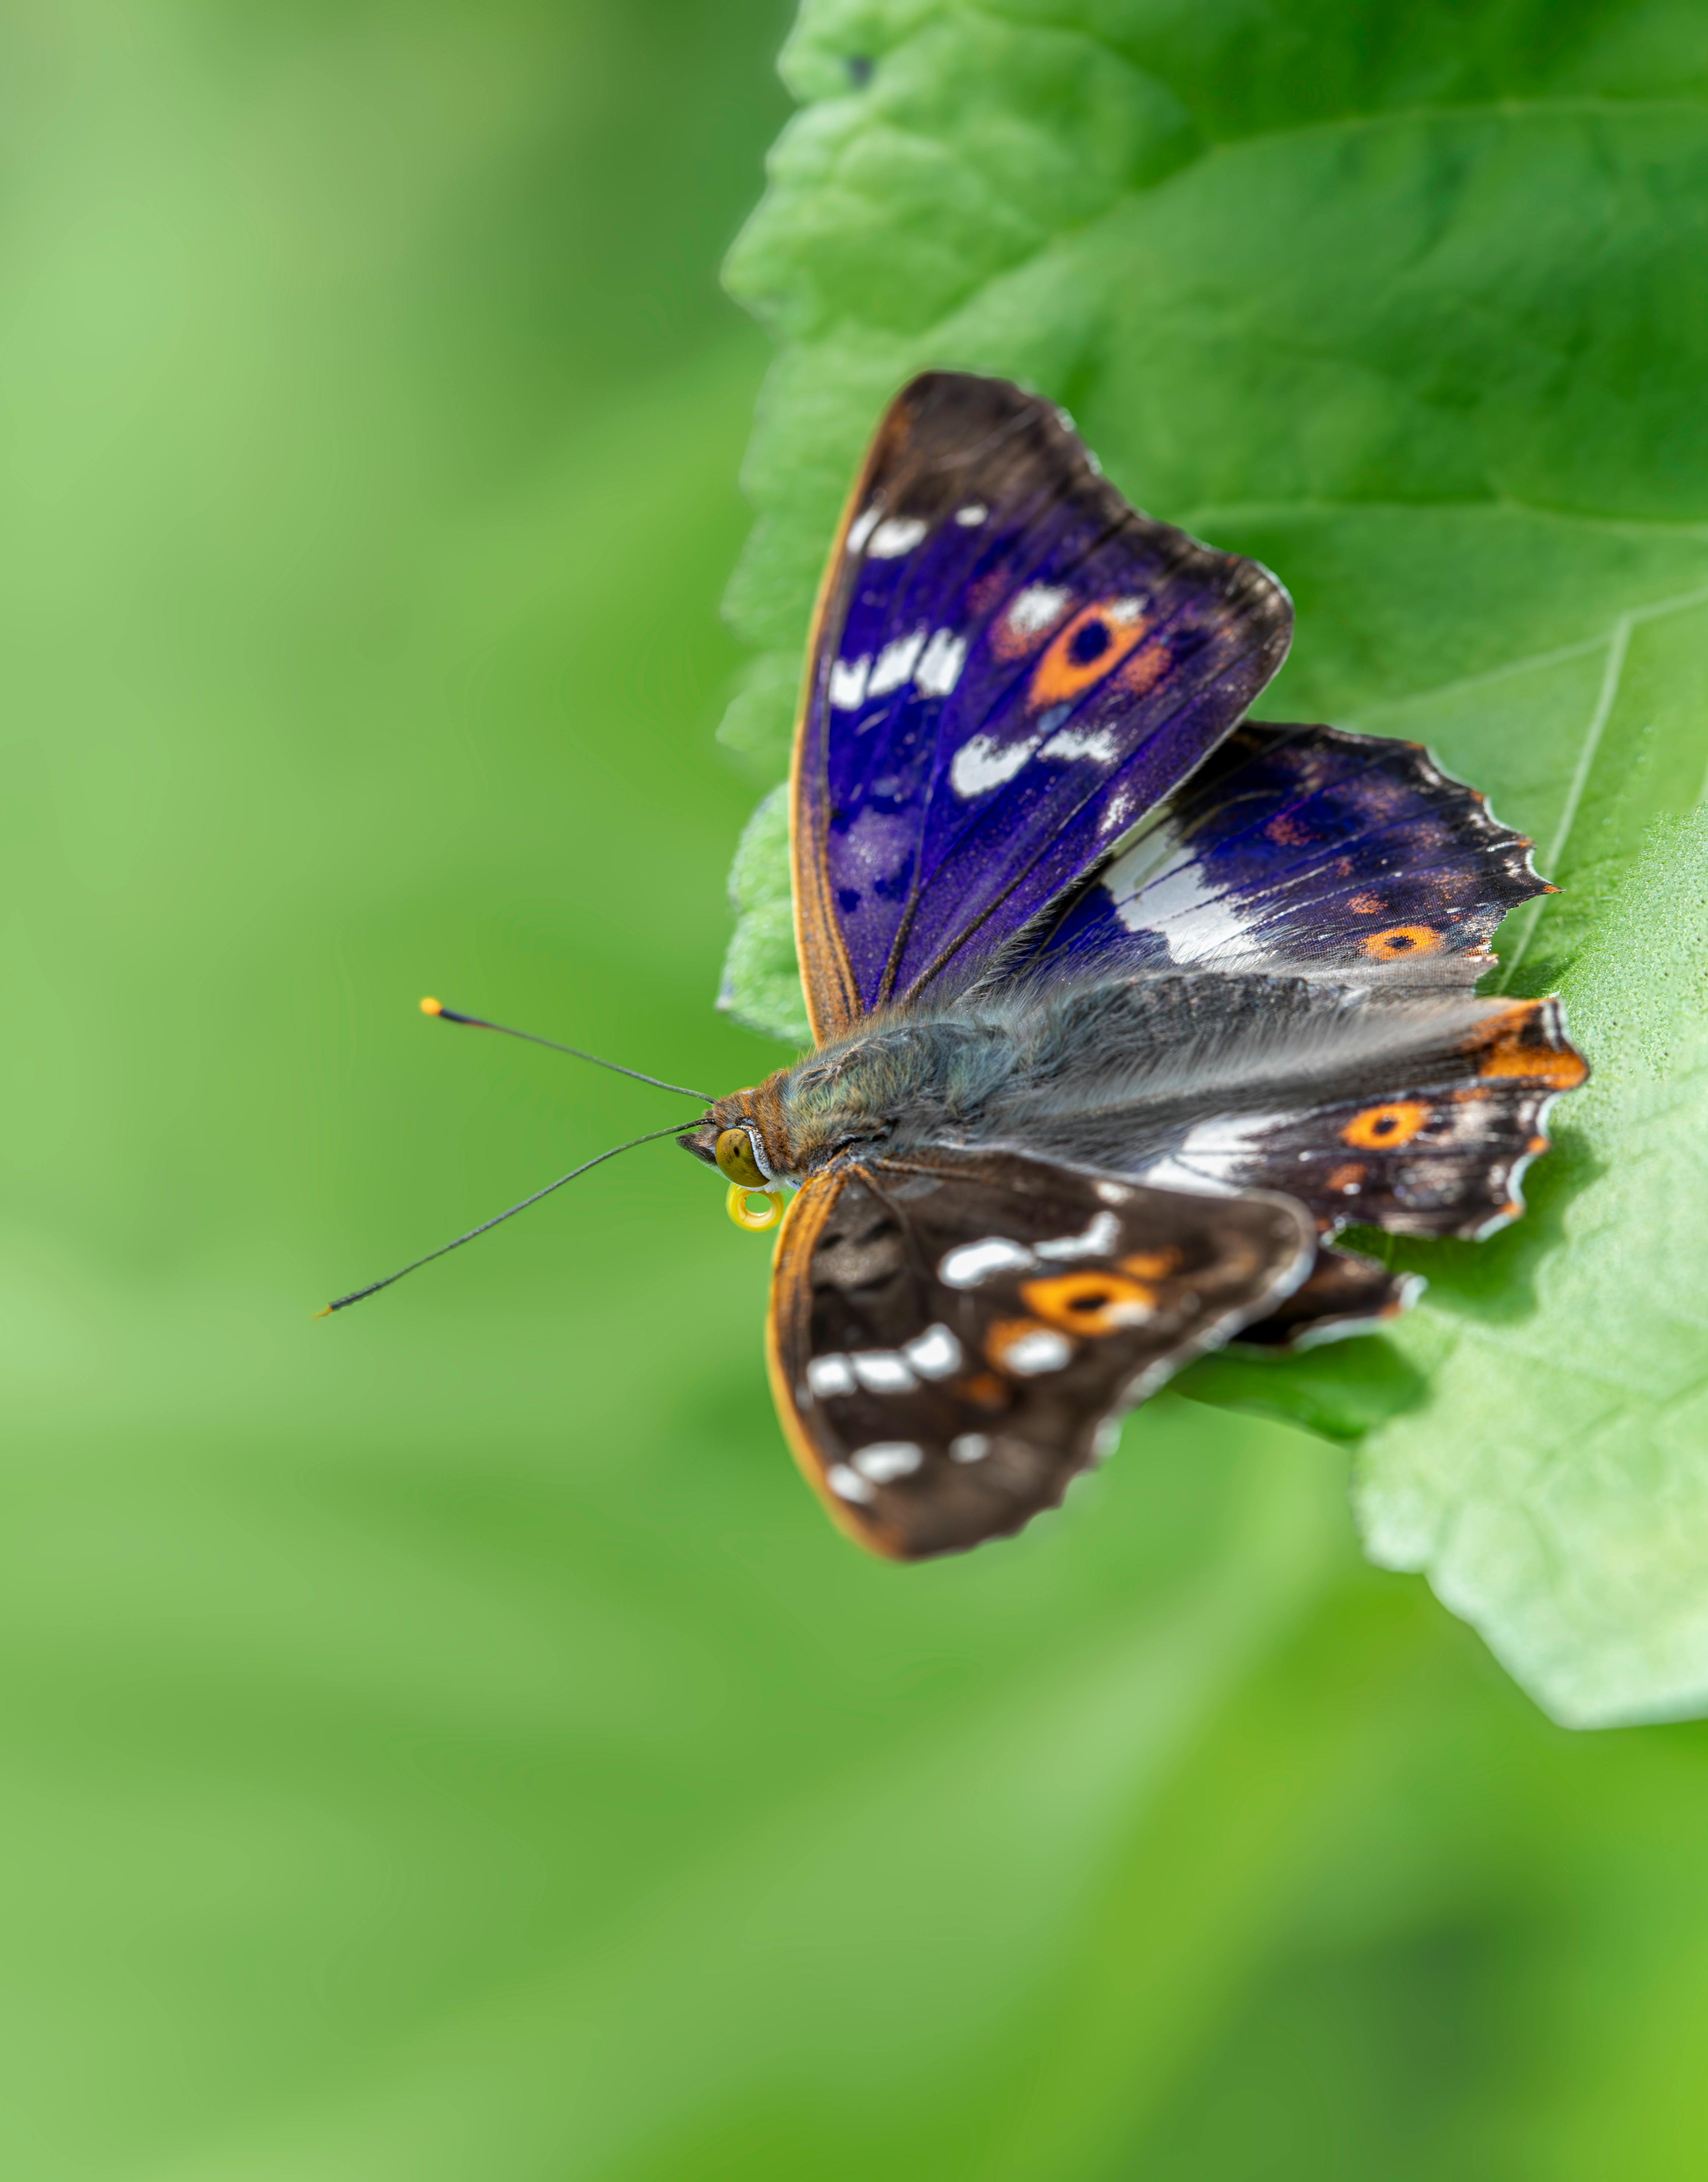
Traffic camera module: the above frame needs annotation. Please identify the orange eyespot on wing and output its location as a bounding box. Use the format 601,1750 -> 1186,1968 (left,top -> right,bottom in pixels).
1360,924 -> 1440,960
1341,1101 -> 1431,1150
1019,1270 -> 1156,1335
1028,598 -> 1151,707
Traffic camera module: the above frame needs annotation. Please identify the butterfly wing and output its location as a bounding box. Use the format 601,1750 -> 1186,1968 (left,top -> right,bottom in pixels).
973,973 -> 1584,1346
792,373 -> 1292,1042
997,719 -> 1585,1342
990,972 -> 1586,1234
1029,721 -> 1553,988
766,1147 -> 1314,1558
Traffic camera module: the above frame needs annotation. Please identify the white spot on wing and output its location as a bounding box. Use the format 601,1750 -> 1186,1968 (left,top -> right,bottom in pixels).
951,732 -> 1040,799
869,628 -> 927,695
1094,1182 -> 1131,1205
1002,1327 -> 1074,1376
1138,1158 -> 1233,1196
915,628 -> 967,697
806,1354 -> 857,1397
851,1350 -> 917,1393
1104,838 -> 1258,965
1039,722 -> 1122,764
1140,1115 -> 1288,1195
1179,1114 -> 1287,1170
1034,1210 -> 1121,1261
853,1442 -> 923,1483
868,516 -> 927,558
940,1236 -> 1037,1288
1005,583 -> 1070,637
1099,787 -> 1139,837
846,505 -> 880,554
955,503 -> 988,527
1098,1295 -> 1153,1327
826,1463 -> 875,1503
829,656 -> 870,710
949,1433 -> 990,1464
902,1324 -> 963,1379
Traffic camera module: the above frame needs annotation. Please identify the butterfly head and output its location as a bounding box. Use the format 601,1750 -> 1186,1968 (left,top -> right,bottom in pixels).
678,1028 -> 946,1195
677,1079 -> 794,1189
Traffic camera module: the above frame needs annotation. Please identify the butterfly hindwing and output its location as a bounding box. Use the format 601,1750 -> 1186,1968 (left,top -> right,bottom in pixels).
767,1147 -> 1314,1559
1031,722 -> 1552,987
1231,1242 -> 1420,1350
1116,993 -> 1586,1241
918,973 -> 1586,1344
792,373 -> 1293,1041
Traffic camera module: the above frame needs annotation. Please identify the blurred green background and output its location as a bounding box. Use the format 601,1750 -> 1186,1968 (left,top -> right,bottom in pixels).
10,2 -> 1708,2176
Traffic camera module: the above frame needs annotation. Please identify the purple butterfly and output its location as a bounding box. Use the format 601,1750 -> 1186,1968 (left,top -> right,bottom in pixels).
330,374 -> 1586,1562
679,374 -> 1584,1558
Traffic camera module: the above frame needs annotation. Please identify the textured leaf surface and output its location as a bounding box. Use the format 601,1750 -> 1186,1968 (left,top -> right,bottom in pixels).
719,0 -> 1708,1718
718,782 -> 812,1044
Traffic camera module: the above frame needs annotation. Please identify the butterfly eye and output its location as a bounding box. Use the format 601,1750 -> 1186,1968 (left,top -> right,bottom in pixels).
715,1126 -> 767,1188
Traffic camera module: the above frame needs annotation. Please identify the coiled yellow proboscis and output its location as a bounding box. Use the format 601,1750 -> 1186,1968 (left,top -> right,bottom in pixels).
725,1182 -> 785,1233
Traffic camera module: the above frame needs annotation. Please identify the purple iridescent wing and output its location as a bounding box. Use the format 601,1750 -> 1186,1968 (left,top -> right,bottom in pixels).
1029,722 -> 1554,989
791,373 -> 1292,1041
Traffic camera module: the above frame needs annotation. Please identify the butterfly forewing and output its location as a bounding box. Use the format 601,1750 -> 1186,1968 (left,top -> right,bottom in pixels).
767,1148 -> 1314,1559
792,373 -> 1292,1041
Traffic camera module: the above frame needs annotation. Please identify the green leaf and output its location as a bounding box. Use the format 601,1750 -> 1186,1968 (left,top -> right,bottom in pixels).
719,782 -> 813,1044
718,0 -> 1708,1720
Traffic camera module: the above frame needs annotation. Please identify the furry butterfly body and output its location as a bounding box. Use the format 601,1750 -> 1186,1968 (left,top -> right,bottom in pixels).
685,372 -> 1585,1559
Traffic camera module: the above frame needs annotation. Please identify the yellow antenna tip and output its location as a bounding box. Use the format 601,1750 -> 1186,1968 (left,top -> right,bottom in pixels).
312,1306 -> 333,1320
420,996 -> 442,1016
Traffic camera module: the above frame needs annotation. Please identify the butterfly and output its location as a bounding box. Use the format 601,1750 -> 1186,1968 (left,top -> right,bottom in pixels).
676,370 -> 1587,1560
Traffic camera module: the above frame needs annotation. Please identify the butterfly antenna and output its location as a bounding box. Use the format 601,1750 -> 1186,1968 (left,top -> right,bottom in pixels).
419,997 -> 712,1103
314,1120 -> 693,1318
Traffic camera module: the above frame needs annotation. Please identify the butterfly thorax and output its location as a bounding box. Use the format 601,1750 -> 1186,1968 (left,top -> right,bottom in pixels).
684,1012 -> 1019,1184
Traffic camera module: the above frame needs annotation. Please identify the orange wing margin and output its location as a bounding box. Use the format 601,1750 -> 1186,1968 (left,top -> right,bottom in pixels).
787,404 -> 914,1047
763,1172 -> 905,1558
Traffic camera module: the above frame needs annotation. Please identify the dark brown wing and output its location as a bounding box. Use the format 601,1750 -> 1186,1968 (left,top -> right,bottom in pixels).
1231,1244 -> 1421,1350
766,1147 -> 1314,1559
1117,993 -> 1587,1241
